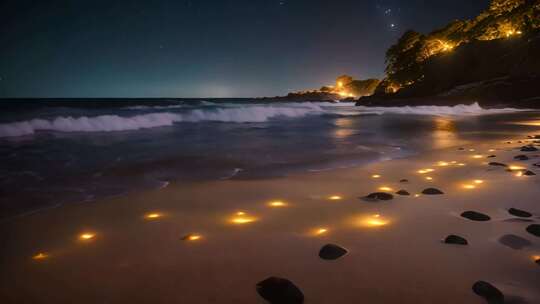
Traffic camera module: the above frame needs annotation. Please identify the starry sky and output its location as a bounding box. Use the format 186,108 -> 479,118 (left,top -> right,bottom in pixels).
0,0 -> 490,98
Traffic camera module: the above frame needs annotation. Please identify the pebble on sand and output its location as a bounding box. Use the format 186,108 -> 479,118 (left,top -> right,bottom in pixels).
319,244 -> 348,260
523,170 -> 536,176
443,235 -> 468,245
487,155 -> 496,158
514,155 -> 529,160
421,188 -> 444,195
521,145 -> 538,152
396,190 -> 410,196
488,162 -> 507,167
362,192 -> 394,201
472,281 -> 504,304
508,208 -> 532,218
526,224 -> 540,237
256,277 -> 304,304
461,211 -> 491,221
399,179 -> 409,183
498,234 -> 532,250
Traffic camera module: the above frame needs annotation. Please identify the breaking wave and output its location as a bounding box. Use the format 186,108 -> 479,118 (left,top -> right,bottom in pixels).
0,105 -> 322,137
0,102 -> 524,138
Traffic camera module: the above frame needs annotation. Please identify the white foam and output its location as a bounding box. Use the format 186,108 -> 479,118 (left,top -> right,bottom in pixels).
0,102 -> 524,138
0,105 -> 320,137
354,102 -> 524,116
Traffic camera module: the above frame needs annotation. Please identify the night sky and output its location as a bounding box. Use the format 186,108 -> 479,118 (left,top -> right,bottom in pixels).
0,0 -> 490,98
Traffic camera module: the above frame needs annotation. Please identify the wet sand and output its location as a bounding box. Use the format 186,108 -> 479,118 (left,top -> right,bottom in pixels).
1,137 -> 540,303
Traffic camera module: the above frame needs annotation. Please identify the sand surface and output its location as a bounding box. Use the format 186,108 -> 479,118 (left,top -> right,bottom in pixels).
1,137 -> 540,303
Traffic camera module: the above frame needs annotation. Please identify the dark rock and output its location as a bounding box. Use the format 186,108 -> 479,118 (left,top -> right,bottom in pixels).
526,224 -> 540,237
444,235 -> 468,245
399,179 -> 409,183
514,155 -> 529,160
396,190 -> 410,196
533,163 -> 540,167
523,170 -> 536,176
499,234 -> 532,250
458,147 -> 465,150
521,145 -> 538,152
536,258 -> 540,266
461,211 -> 491,221
472,281 -> 504,304
487,155 -> 496,158
508,208 -> 532,218
421,188 -> 444,195
488,162 -> 507,167
256,277 -> 304,304
318,244 -> 348,260
362,192 -> 394,201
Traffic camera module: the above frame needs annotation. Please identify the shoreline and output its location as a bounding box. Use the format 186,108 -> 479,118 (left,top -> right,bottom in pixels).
2,133 -> 540,303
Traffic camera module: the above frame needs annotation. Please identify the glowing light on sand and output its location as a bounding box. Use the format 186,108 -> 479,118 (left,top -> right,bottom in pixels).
359,214 -> 390,227
145,213 -> 162,220
230,212 -> 257,224
378,186 -> 393,192
425,176 -> 433,181
469,149 -> 475,152
472,155 -> 483,159
184,234 -> 202,241
463,184 -> 476,189
474,180 -> 484,184
79,233 -> 95,240
515,171 -> 524,177
414,194 -> 421,197
313,228 -> 328,236
458,163 -> 466,166
268,200 -> 287,207
531,255 -> 540,261
417,168 -> 434,174
509,165 -> 526,171
437,161 -> 449,167
489,149 -> 496,152
328,195 -> 342,200
451,161 -> 457,164
372,174 -> 381,178
33,252 -> 48,260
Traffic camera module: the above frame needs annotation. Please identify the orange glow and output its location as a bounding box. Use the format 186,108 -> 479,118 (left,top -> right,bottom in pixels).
371,174 -> 381,178
509,165 -> 526,171
33,252 -> 48,260
313,228 -> 329,236
268,200 -> 287,207
378,186 -> 393,192
186,234 -> 202,241
474,180 -> 484,184
463,184 -> 476,189
437,161 -> 449,167
417,168 -> 435,174
472,155 -> 483,159
144,212 -> 163,220
230,212 -> 257,224
79,233 -> 95,240
425,176 -> 433,181
359,214 -> 390,227
328,195 -> 342,200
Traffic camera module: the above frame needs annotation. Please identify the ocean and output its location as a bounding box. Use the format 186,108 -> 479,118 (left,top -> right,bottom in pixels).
0,99 -> 536,219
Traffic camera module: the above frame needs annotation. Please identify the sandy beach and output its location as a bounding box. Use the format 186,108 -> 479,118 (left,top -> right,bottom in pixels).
1,133 -> 539,304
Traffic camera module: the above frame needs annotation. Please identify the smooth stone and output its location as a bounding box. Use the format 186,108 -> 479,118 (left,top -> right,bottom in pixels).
396,190 -> 410,196
399,179 -> 409,183
523,170 -> 536,176
256,277 -> 304,304
514,155 -> 529,160
488,162 -> 507,167
526,224 -> 540,237
421,188 -> 444,195
487,155 -> 496,158
472,281 -> 504,304
461,211 -> 491,221
508,208 -> 532,218
458,147 -> 465,150
362,192 -> 394,201
498,234 -> 532,250
521,145 -> 538,152
444,235 -> 468,245
318,244 -> 348,260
